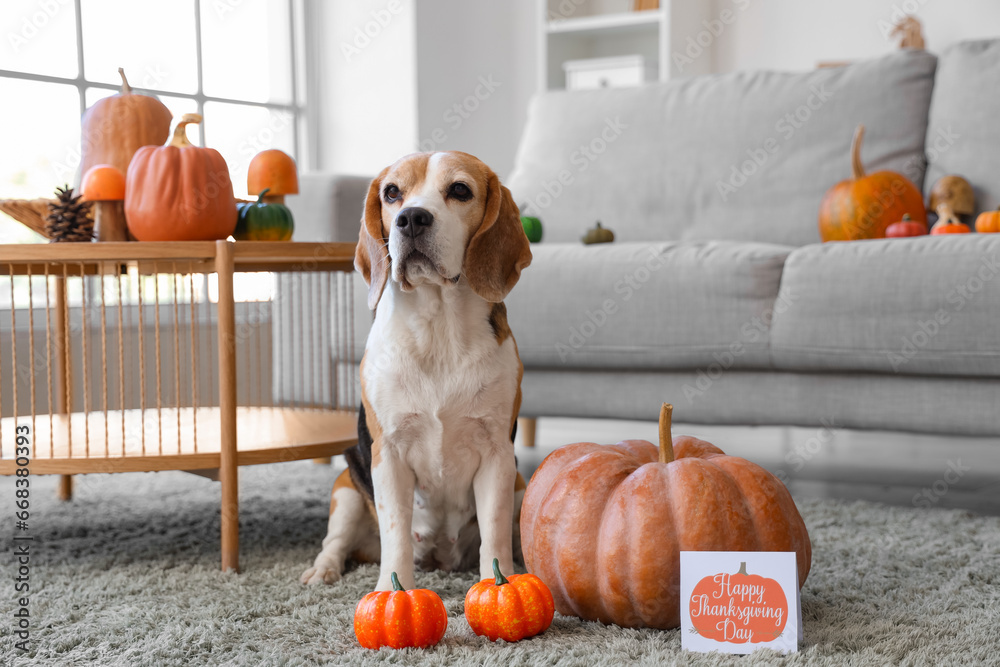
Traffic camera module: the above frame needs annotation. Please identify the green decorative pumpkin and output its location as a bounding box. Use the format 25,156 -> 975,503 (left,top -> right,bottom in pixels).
521,214 -> 543,243
582,221 -> 614,245
235,188 -> 294,241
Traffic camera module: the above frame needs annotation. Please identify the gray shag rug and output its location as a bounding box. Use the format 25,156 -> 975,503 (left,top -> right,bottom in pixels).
2,460 -> 999,666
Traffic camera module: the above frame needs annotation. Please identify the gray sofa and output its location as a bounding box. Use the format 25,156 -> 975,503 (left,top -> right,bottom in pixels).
288,39 -> 1000,438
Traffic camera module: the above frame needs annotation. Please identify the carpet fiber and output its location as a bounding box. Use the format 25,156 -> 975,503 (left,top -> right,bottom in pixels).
2,461 -> 999,666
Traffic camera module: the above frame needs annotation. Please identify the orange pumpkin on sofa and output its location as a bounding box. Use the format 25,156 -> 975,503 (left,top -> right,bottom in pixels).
818,125 -> 927,241
520,404 -> 811,630
125,113 -> 237,241
975,207 -> 1000,233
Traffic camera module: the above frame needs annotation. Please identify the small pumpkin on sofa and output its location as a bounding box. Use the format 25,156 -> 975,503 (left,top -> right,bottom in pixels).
930,206 -> 972,235
520,403 -> 811,630
582,221 -> 614,244
234,188 -> 294,241
354,572 -> 447,650
464,558 -> 555,642
125,113 -> 238,241
818,125 -> 927,241
975,207 -> 1000,233
885,214 -> 927,238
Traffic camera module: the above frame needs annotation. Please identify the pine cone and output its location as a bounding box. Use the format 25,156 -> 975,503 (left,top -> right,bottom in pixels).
45,185 -> 94,242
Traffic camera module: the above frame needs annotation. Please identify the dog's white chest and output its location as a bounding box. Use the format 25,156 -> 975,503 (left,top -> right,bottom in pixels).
362,283 -> 519,568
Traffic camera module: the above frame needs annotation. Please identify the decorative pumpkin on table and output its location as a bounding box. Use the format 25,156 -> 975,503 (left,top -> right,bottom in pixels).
81,164 -> 128,241
354,572 -> 448,650
976,207 -> 1000,233
582,221 -> 614,244
520,403 -> 811,630
125,113 -> 238,241
520,212 -> 543,243
818,125 -> 927,241
234,189 -> 294,241
464,558 -> 555,642
80,68 -> 172,180
885,214 -> 927,238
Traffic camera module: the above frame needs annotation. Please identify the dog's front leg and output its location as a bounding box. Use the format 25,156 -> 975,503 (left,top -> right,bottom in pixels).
473,444 -> 517,580
372,449 -> 417,591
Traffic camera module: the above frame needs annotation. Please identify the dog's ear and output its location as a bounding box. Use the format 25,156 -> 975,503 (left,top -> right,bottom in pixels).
355,168 -> 391,310
463,171 -> 532,302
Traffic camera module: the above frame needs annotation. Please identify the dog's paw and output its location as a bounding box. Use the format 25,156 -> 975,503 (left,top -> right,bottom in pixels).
300,565 -> 342,586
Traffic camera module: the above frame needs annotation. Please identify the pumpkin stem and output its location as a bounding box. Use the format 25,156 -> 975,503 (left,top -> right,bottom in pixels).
169,113 -> 203,149
492,558 -> 510,586
390,571 -> 405,592
658,402 -> 674,464
850,124 -> 866,180
118,67 -> 132,94
902,214 -> 911,221
738,562 -> 748,576
256,188 -> 271,204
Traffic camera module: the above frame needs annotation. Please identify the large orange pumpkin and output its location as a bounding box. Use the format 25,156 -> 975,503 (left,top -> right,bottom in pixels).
818,125 -> 927,241
125,113 -> 237,241
80,68 -> 172,180
520,404 -> 811,630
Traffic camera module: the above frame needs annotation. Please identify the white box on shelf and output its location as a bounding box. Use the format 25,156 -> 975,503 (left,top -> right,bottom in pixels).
563,54 -> 658,90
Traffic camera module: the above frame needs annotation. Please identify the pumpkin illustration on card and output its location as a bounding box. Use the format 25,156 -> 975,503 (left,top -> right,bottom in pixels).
688,561 -> 788,644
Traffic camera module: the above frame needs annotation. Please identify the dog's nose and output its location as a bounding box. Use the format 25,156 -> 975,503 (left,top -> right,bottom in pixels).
396,207 -> 433,238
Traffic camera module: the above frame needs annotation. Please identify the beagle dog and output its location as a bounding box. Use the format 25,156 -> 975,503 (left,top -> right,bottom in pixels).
301,151 -> 532,591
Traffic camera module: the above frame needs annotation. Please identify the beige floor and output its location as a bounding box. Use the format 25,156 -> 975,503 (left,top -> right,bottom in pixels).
514,417 -> 1000,516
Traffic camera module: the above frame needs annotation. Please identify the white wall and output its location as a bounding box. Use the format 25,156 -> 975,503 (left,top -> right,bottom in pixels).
311,0 -> 418,176
310,0 -> 999,178
712,0 -> 1000,72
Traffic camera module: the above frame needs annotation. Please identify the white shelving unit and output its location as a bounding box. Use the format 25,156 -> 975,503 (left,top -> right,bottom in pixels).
538,0 -> 713,91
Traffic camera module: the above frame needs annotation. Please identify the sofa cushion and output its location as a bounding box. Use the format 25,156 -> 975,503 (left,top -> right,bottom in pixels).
507,50 -> 937,247
924,38 -> 1000,218
770,236 -> 1000,377
505,241 -> 792,371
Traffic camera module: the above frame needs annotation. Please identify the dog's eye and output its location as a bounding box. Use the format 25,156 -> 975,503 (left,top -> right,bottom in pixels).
448,182 -> 472,201
383,184 -> 401,203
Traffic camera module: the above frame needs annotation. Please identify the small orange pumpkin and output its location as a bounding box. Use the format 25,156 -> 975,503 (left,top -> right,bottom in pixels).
818,125 -> 927,241
520,404 -> 811,630
975,206 -> 1000,233
125,113 -> 237,241
885,214 -> 927,238
464,558 -> 555,642
930,206 -> 972,235
354,572 -> 448,650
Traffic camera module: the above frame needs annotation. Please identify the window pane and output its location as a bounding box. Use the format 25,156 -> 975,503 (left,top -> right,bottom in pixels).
0,78 -> 81,243
200,0 -> 292,104
203,102 -> 295,200
80,0 -> 198,94
0,1 -> 79,78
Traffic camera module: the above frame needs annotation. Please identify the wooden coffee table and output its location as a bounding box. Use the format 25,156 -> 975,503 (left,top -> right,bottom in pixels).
0,240 -> 359,572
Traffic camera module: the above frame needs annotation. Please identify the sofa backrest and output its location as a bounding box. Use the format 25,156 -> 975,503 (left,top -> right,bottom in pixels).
507,50 -> 938,247
924,39 -> 1000,218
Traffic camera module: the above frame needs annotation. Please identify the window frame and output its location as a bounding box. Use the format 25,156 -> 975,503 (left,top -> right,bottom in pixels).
0,0 -> 307,164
